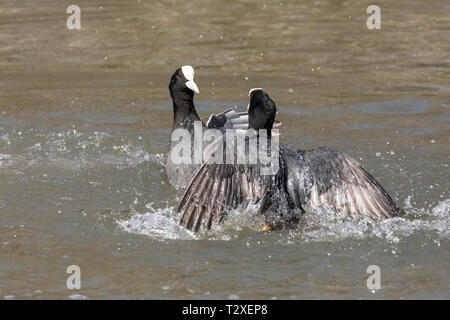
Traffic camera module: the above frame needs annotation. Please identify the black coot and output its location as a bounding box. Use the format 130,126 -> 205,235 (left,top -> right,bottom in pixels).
178,89 -> 400,231
166,66 -> 249,189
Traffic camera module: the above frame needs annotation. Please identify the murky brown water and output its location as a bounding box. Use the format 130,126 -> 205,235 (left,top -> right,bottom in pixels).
0,0 -> 449,299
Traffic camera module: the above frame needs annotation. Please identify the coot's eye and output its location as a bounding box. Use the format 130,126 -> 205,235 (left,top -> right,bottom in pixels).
178,73 -> 182,78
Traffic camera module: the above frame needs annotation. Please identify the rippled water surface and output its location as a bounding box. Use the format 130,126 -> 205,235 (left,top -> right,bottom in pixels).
0,0 -> 449,299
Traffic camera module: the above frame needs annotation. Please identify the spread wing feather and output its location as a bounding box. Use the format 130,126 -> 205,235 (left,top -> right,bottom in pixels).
178,135 -> 275,231
179,161 -> 240,231
298,147 -> 399,219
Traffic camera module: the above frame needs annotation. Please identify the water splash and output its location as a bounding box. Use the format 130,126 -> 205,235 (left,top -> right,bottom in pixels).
0,125 -> 165,170
117,198 -> 449,244
116,205 -> 197,240
287,197 -> 449,243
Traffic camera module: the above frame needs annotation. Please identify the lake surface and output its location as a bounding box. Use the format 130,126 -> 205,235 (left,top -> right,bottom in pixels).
0,0 -> 449,299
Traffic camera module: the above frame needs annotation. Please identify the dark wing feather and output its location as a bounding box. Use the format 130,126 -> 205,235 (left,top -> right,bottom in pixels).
178,134 -> 275,231
178,133 -> 235,231
179,162 -> 238,231
295,147 -> 399,219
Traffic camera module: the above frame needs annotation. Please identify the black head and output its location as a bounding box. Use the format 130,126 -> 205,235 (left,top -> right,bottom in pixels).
168,65 -> 200,101
247,88 -> 277,130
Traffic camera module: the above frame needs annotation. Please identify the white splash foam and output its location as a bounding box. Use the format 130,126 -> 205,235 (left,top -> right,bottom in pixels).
116,206 -> 197,240
293,198 -> 450,243
117,198 -> 449,244
0,127 -> 165,170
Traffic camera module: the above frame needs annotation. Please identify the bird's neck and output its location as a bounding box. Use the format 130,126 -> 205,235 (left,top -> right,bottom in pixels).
172,98 -> 202,130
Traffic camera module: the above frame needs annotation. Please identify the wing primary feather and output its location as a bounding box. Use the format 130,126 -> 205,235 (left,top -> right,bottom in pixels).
193,167 -> 216,231
178,163 -> 208,213
206,165 -> 225,229
216,173 -> 229,224
179,164 -> 210,228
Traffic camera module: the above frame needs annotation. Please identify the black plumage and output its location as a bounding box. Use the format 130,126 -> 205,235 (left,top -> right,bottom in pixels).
178,89 -> 400,232
166,66 -> 249,189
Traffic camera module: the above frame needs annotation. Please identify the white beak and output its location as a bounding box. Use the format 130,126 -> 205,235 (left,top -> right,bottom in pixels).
185,80 -> 199,94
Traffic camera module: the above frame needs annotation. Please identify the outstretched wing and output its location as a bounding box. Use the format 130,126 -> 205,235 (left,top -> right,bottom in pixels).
179,161 -> 235,231
178,163 -> 270,232
178,133 -> 280,231
285,146 -> 399,219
